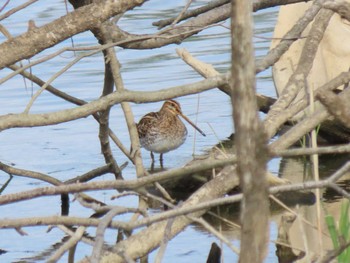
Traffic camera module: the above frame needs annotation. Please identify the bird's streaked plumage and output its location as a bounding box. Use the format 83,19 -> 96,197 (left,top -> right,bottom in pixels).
137,100 -> 205,167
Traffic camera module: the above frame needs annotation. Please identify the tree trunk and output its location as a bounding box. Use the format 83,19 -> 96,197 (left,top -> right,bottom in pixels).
230,0 -> 269,262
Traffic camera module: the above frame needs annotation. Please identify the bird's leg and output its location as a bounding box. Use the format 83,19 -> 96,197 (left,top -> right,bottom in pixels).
160,153 -> 164,168
150,152 -> 155,171
150,151 -> 155,164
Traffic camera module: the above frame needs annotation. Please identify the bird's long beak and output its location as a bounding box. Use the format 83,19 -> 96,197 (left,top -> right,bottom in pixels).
180,113 -> 206,137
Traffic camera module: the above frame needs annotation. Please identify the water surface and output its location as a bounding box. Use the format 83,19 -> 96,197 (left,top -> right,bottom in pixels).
0,2 -> 322,262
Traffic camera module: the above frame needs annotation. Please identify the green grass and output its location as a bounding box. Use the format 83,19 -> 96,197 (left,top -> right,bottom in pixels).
325,199 -> 350,262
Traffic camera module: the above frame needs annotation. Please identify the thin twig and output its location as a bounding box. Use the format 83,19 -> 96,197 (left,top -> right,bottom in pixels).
90,208 -> 121,263
270,195 -> 328,236
46,226 -> 86,263
57,225 -> 95,246
154,214 -> 175,263
169,0 -> 193,27
0,0 -> 38,21
272,144 -> 350,157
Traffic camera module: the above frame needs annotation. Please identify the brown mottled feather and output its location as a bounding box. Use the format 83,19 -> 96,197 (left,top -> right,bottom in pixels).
136,100 -> 205,161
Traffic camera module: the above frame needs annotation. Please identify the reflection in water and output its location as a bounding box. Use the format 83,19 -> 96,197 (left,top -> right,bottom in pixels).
13,236 -> 71,263
206,242 -> 222,263
147,138 -> 350,262
275,214 -> 306,263
324,179 -> 350,203
61,194 -> 69,216
0,174 -> 12,194
275,153 -> 350,262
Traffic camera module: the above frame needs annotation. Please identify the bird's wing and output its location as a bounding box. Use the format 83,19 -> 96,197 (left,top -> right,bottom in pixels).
136,112 -> 160,138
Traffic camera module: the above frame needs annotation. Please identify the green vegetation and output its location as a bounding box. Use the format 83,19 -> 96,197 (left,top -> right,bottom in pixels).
325,199 -> 350,262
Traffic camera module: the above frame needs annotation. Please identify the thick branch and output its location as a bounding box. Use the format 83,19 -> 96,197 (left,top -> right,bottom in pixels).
107,3 -> 231,49
153,0 -> 311,29
317,89 -> 350,129
176,48 -> 276,113
0,0 -> 145,69
323,0 -> 350,21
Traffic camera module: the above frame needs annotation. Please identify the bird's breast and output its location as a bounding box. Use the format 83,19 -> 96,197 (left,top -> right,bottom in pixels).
139,117 -> 188,153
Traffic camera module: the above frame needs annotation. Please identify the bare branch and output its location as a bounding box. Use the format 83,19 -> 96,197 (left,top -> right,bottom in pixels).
317,88 -> 350,128
231,0 -> 269,261
176,47 -> 275,113
153,0 -> 311,30
0,73 -> 228,131
0,0 -> 146,69
272,144 -> 350,157
323,0 -> 350,21
90,209 -> 121,263
47,226 -> 86,263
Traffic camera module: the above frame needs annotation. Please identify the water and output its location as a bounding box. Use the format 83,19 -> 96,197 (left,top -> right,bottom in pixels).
1,1 -> 343,263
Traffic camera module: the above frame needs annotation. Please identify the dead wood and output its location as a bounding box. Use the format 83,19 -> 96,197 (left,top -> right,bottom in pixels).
0,0 -> 146,69
323,0 -> 350,21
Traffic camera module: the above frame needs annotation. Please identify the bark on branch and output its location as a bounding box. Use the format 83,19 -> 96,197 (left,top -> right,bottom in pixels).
0,0 -> 145,69
231,0 -> 269,262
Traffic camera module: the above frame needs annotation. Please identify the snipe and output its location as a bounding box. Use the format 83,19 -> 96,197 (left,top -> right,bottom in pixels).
137,100 -> 206,167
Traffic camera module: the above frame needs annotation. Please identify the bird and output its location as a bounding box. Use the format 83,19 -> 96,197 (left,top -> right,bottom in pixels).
137,99 -> 206,167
